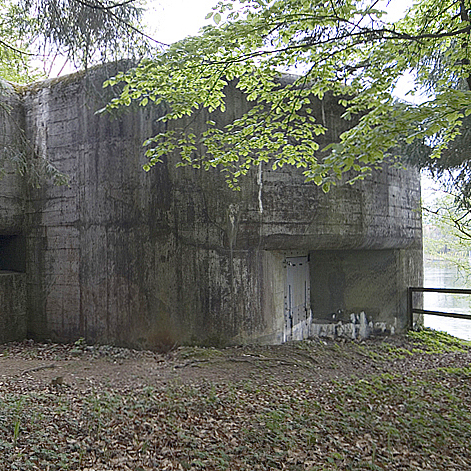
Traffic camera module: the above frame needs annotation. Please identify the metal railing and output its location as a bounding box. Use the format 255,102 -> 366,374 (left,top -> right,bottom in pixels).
408,287 -> 471,327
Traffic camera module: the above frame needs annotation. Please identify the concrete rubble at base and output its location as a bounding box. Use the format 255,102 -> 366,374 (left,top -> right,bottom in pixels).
311,312 -> 392,340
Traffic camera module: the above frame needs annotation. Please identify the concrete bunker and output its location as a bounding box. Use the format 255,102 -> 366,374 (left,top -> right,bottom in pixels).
0,66 -> 423,347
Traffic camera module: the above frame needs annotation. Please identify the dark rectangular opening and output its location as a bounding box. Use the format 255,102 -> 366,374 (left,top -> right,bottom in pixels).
0,234 -> 26,272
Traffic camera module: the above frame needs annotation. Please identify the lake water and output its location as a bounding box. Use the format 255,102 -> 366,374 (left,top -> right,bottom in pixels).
423,260 -> 471,340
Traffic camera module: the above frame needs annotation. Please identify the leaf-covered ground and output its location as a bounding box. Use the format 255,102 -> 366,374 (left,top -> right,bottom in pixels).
1,329 -> 471,470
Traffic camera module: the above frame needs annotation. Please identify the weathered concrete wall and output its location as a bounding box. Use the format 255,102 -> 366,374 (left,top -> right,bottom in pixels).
0,81 -> 25,234
256,164 -> 421,251
0,272 -> 26,342
0,82 -> 27,342
20,67 -> 285,346
0,67 -> 422,347
309,247 -> 423,338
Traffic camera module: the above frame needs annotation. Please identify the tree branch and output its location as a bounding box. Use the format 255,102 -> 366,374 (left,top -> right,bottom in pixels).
72,0 -> 139,11
0,38 -> 32,56
92,0 -> 169,47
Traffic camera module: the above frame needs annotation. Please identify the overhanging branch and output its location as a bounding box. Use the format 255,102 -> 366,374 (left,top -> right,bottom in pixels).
73,0 -> 137,10
0,38 -> 32,56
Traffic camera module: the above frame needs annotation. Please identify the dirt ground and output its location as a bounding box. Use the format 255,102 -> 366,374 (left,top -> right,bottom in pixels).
2,335 -> 470,394
2,333 -> 471,470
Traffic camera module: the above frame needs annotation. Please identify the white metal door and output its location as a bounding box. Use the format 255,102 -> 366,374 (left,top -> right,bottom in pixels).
285,256 -> 311,341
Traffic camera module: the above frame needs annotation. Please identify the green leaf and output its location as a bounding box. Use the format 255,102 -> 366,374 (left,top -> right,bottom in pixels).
322,182 -> 331,193
100,0 -> 471,197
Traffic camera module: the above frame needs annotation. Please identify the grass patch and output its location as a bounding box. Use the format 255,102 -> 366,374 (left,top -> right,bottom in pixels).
178,346 -> 225,360
407,327 -> 471,353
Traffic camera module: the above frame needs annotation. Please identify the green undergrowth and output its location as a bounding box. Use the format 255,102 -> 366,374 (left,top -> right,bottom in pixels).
376,343 -> 413,359
178,346 -> 225,360
2,330 -> 471,470
407,327 -> 471,353
1,353 -> 471,468
354,342 -> 413,362
2,368 -> 471,470
355,328 -> 471,361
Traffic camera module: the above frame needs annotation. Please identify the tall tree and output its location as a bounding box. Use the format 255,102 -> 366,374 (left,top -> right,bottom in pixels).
0,0 -> 157,83
104,0 -> 471,190
0,0 -> 156,186
0,0 -> 37,82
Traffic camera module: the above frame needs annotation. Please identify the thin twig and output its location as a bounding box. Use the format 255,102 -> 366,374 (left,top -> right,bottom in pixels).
20,364 -> 57,376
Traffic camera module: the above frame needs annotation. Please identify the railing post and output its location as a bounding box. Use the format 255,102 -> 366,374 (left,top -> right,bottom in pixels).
407,287 -> 413,330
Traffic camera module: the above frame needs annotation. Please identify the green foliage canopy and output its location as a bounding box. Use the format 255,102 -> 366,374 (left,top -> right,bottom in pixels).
0,0 -> 155,83
0,0 -> 154,187
104,0 -> 471,190
0,0 -> 37,82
